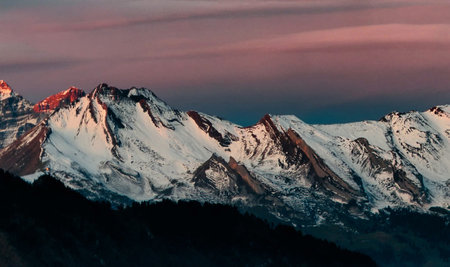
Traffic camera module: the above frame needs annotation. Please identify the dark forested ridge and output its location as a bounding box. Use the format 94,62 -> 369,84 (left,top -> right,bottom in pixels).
0,170 -> 375,267
305,206 -> 450,266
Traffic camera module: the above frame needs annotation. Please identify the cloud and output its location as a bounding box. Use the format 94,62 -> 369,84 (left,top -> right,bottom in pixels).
1,0 -> 450,124
137,24 -> 450,60
0,59 -> 83,73
30,1 -> 416,32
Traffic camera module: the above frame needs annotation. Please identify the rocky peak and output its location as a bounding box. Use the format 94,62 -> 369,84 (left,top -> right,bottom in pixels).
428,106 -> 448,117
90,83 -> 130,101
379,111 -> 400,122
258,114 -> 277,129
0,80 -> 38,149
0,80 -> 12,91
254,114 -> 284,140
33,86 -> 85,113
64,86 -> 84,101
0,80 -> 13,100
89,83 -> 172,109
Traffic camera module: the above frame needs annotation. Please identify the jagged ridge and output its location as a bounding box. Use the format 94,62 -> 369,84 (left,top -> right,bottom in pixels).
0,82 -> 448,226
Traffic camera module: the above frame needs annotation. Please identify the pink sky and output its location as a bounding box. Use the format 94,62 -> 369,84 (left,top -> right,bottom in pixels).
1,0 -> 449,124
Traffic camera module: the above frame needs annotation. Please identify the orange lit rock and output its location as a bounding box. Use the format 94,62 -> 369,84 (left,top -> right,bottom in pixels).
34,86 -> 85,112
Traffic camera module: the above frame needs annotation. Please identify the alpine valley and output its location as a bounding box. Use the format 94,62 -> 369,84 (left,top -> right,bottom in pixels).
0,80 -> 449,264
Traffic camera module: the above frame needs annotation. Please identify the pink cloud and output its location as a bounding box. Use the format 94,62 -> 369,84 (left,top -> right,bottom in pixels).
1,0 -> 449,122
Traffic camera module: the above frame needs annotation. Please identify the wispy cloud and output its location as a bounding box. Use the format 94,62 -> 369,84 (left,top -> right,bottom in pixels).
1,0 -> 449,124
29,1 -> 417,32
0,59 -> 84,73
138,24 -> 450,60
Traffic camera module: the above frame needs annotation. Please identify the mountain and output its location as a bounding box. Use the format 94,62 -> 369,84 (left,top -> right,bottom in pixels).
0,82 -> 85,149
0,83 -> 449,226
0,80 -> 42,148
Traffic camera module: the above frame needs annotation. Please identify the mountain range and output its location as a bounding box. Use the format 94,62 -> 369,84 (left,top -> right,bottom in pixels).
0,80 -> 448,226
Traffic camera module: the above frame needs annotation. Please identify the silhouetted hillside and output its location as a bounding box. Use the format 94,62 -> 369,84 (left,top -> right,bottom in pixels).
305,207 -> 450,266
0,170 -> 375,266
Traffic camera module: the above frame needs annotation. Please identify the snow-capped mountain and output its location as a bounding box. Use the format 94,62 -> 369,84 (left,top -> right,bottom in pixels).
0,80 -> 42,148
0,83 -> 448,225
0,82 -> 85,149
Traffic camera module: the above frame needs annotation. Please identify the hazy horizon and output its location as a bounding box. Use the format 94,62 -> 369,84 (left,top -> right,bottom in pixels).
3,79 -> 447,127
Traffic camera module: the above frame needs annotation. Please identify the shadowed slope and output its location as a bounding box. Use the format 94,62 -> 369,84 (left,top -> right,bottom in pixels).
0,170 -> 375,267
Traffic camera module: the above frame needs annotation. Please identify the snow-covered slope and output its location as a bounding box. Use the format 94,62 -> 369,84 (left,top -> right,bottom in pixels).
0,83 -> 448,225
312,106 -> 450,209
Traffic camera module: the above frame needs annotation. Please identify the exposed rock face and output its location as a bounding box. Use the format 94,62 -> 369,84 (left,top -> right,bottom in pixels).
91,83 -> 184,130
0,81 -> 42,148
0,80 -> 13,100
286,128 -> 361,202
193,154 -> 242,195
0,123 -> 50,176
244,114 -> 360,202
34,86 -> 85,112
257,114 -> 308,167
187,111 -> 232,147
351,137 -> 427,203
193,154 -> 265,199
428,106 -> 446,117
0,81 -> 31,117
352,138 -> 392,174
228,156 -> 265,195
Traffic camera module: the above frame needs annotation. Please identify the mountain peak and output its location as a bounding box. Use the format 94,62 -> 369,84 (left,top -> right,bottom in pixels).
64,86 -> 82,94
258,114 -> 272,123
90,83 -> 161,102
428,105 -> 449,117
0,80 -> 11,90
0,80 -> 13,100
33,86 -> 85,113
90,83 -> 132,101
256,113 -> 281,135
379,110 -> 410,122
